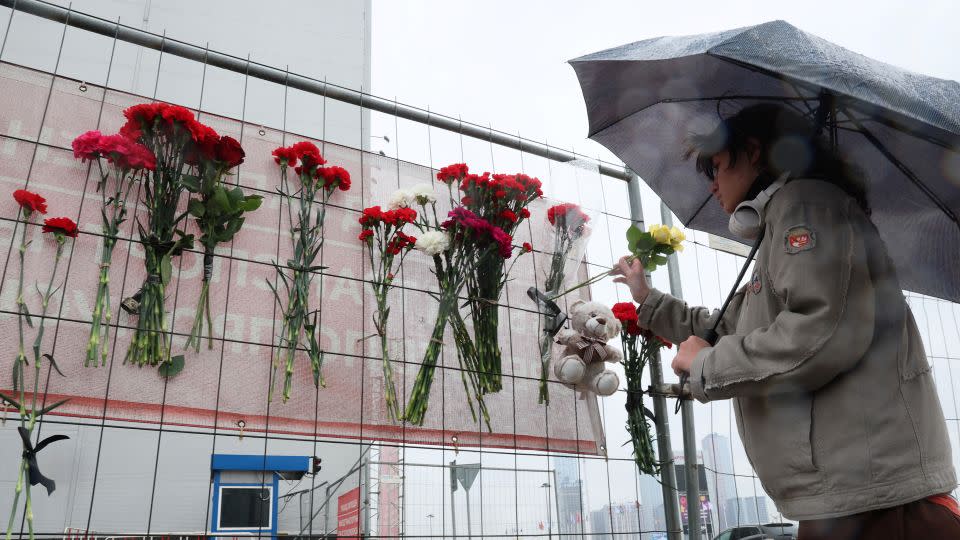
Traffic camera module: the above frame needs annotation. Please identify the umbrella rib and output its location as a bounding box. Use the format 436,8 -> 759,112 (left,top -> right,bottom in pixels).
587,95 -> 814,139
840,106 -> 960,230
685,193 -> 715,229
711,55 -> 960,151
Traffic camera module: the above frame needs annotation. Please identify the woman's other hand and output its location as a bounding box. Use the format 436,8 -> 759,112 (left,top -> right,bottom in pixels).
611,255 -> 651,305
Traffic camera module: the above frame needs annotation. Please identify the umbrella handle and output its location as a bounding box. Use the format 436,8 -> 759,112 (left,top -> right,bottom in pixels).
675,230 -> 765,413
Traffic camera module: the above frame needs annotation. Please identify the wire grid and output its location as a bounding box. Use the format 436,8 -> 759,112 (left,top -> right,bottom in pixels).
0,4 -> 958,540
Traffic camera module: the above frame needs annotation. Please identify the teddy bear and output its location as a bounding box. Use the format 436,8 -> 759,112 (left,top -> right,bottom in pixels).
553,299 -> 622,396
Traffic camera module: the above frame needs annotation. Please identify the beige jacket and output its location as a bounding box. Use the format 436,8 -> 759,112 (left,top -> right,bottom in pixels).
638,178 -> 956,520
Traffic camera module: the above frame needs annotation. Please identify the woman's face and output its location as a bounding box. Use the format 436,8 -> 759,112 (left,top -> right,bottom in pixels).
709,147 -> 761,214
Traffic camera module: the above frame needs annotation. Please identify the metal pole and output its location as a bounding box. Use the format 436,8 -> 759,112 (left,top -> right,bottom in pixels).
682,402 -> 702,539
628,171 -> 682,540
450,461 -> 457,538
661,202 -> 702,539
465,486 -> 473,540
0,0 -> 632,182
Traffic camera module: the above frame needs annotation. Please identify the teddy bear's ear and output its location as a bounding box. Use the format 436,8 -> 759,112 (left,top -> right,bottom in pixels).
568,299 -> 586,312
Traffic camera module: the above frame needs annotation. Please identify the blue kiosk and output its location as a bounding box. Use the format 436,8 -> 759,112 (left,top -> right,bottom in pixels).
210,454 -> 311,538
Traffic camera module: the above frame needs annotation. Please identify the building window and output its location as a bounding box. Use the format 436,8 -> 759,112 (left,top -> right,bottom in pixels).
218,486 -> 272,529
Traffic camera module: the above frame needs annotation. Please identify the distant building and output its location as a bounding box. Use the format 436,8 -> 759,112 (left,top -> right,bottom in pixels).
589,502 -> 642,539
702,433 -> 738,532
638,473 -> 666,533
724,496 -> 771,528
554,457 -> 585,538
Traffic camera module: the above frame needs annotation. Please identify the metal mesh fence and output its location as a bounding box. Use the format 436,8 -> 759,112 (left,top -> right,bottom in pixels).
0,3 -> 957,539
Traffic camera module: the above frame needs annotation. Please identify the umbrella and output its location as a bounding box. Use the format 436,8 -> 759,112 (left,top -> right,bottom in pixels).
569,20 -> 960,303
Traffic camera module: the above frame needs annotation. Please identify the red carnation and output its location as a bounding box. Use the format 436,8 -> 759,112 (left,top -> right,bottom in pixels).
123,102 -> 162,125
359,206 -> 384,225
119,120 -> 142,141
13,189 -> 47,215
393,207 -> 418,224
547,202 -> 590,227
612,302 -> 642,335
461,196 -> 473,206
317,166 -> 351,191
358,229 -> 374,241
215,135 -> 245,167
185,123 -> 219,164
494,190 -> 507,199
291,141 -> 321,158
97,134 -> 156,171
72,130 -> 102,161
436,163 -> 468,184
520,208 -> 531,218
522,242 -> 533,253
489,226 -> 513,259
500,209 -> 518,223
272,146 -> 298,166
291,141 -> 325,169
42,216 -> 78,238
611,302 -> 639,324
159,104 -> 196,127
124,142 -> 157,171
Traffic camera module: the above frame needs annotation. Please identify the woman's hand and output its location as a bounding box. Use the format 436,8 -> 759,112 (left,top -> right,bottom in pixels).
611,255 -> 651,305
672,335 -> 709,376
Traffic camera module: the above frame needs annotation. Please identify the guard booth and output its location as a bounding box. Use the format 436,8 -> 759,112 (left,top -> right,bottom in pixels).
210,454 -> 311,538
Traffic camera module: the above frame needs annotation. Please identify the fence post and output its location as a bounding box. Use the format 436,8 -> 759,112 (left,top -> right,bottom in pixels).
627,170 -> 683,540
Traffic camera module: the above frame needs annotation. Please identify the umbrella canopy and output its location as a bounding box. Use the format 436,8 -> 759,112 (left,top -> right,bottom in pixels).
570,20 -> 960,303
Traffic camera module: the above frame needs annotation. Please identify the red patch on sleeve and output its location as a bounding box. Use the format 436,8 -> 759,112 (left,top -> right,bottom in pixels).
789,233 -> 810,248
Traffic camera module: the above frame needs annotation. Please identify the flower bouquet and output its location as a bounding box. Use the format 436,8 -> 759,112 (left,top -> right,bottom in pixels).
398,180 -> 479,426
358,204 -> 418,421
454,168 -> 542,395
535,202 -> 591,404
403,165 -> 536,427
612,301 -> 672,475
71,131 -> 156,367
182,130 -> 262,353
269,141 -> 351,402
118,103 -> 203,371
1,190 -> 75,540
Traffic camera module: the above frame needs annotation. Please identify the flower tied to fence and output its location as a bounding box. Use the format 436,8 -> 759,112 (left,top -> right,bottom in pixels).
534,201 -> 592,404
359,203 -> 418,421
613,301 -> 672,475
71,129 -> 158,368
448,171 -> 542,395
117,102 -> 213,373
402,163 -> 539,428
269,140 -> 351,402
2,191 -> 74,539
182,130 -> 262,354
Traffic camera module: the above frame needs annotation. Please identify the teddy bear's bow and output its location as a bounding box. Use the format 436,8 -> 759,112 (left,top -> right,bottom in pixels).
573,336 -> 608,363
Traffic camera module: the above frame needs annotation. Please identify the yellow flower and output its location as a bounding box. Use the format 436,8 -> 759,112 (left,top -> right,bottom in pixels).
669,226 -> 686,244
671,241 -> 684,253
650,224 -> 670,244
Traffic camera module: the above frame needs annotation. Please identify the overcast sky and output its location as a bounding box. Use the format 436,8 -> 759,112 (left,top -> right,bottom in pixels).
371,0 -> 960,165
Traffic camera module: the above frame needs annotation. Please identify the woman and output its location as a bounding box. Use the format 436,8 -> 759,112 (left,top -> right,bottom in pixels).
611,104 -> 960,538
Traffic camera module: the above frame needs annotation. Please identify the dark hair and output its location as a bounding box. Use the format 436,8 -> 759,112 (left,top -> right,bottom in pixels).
686,103 -> 870,213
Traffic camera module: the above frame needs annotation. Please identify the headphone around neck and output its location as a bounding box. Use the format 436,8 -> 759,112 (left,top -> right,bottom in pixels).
728,172 -> 791,239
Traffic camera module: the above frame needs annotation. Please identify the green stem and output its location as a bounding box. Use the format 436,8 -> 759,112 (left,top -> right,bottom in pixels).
5,460 -> 25,540
14,214 -> 30,411
404,286 -> 455,425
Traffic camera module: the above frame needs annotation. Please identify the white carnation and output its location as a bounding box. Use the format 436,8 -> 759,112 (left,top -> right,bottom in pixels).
416,231 -> 451,256
410,183 -> 437,205
387,189 -> 414,210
